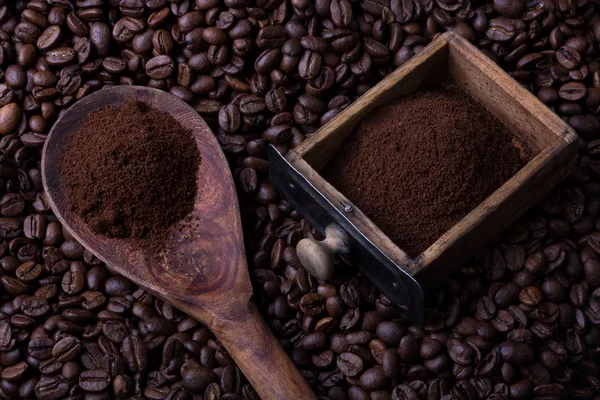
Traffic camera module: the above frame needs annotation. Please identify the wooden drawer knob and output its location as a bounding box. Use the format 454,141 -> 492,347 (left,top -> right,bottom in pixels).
297,223 -> 350,280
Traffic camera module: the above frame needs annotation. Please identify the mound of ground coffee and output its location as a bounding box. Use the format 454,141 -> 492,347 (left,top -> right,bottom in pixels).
324,83 -> 531,256
60,100 -> 201,249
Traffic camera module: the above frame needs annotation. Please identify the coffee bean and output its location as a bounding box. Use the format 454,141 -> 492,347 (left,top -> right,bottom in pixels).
29,337 -> 54,361
420,337 -> 443,360
52,336 -> 81,362
302,332 -> 328,352
37,25 -> 62,51
330,0 -> 353,27
493,282 -> 520,307
255,49 -> 282,75
299,293 -> 326,315
556,46 -> 581,69
299,51 -> 322,79
121,335 -> 147,373
113,17 -> 145,42
0,104 -> 21,135
218,105 -> 241,133
391,0 -> 413,23
486,18 -> 516,41
102,320 -> 129,343
38,358 -> 63,375
15,261 -> 41,283
79,369 -> 111,392
359,366 -> 386,391
102,57 -> 127,74
533,383 -> 564,400
1,361 -> 27,381
257,26 -> 286,49
46,47 -> 76,67
35,375 -> 69,400
145,55 -> 174,79
446,338 -> 474,366
104,276 -> 132,296
181,359 -> 215,392
15,22 -> 42,44
337,352 -> 364,377
21,296 -> 50,317
152,29 -> 174,55
203,27 -> 228,45
499,341 -> 534,364
239,95 -> 266,115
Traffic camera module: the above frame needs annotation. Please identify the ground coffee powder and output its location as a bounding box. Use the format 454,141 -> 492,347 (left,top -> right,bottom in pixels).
60,100 -> 201,249
324,83 -> 531,256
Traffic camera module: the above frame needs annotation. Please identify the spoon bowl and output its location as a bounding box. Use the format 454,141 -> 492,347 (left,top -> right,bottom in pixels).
42,85 -> 316,400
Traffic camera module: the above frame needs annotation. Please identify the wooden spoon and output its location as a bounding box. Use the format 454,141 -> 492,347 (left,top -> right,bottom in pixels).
42,86 -> 316,400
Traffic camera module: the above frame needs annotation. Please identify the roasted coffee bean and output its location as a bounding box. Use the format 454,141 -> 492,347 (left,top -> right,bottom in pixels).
519,286 -> 542,306
239,95 -> 266,115
103,57 -> 127,74
486,18 -> 516,42
218,105 -> 241,133
105,276 -> 132,296
16,261 -> 42,282
257,26 -> 286,49
447,338 -> 474,366
299,293 -> 325,315
359,366 -> 386,391
265,89 -> 288,113
35,375 -> 69,400
1,361 -> 27,381
299,51 -> 322,79
52,336 -> 81,362
29,337 -> 54,360
0,194 -> 25,217
146,55 -> 174,79
302,332 -> 328,351
120,335 -> 147,373
46,47 -> 76,67
15,21 -> 42,44
493,0 -> 525,18
152,29 -> 174,55
0,104 -> 21,135
113,17 -> 144,42
556,46 -> 581,69
181,359 -> 215,392
337,352 -> 364,377
557,82 -> 586,102
37,25 -> 62,51
499,341 -> 534,364
330,0 -> 353,27
102,319 -> 129,343
21,296 -> 50,317
79,369 -> 111,392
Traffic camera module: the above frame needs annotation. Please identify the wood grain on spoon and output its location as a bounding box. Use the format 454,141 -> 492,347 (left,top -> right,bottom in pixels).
42,86 -> 317,400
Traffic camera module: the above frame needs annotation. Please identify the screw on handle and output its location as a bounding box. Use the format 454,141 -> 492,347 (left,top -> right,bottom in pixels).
296,223 -> 351,281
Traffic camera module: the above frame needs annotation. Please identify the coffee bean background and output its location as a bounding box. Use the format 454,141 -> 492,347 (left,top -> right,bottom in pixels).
0,0 -> 599,399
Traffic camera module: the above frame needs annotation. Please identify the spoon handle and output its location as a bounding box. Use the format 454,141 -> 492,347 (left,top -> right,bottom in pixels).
212,302 -> 317,400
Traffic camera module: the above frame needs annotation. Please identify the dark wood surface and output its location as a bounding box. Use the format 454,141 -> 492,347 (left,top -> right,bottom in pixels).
42,86 -> 316,400
290,32 -> 578,292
